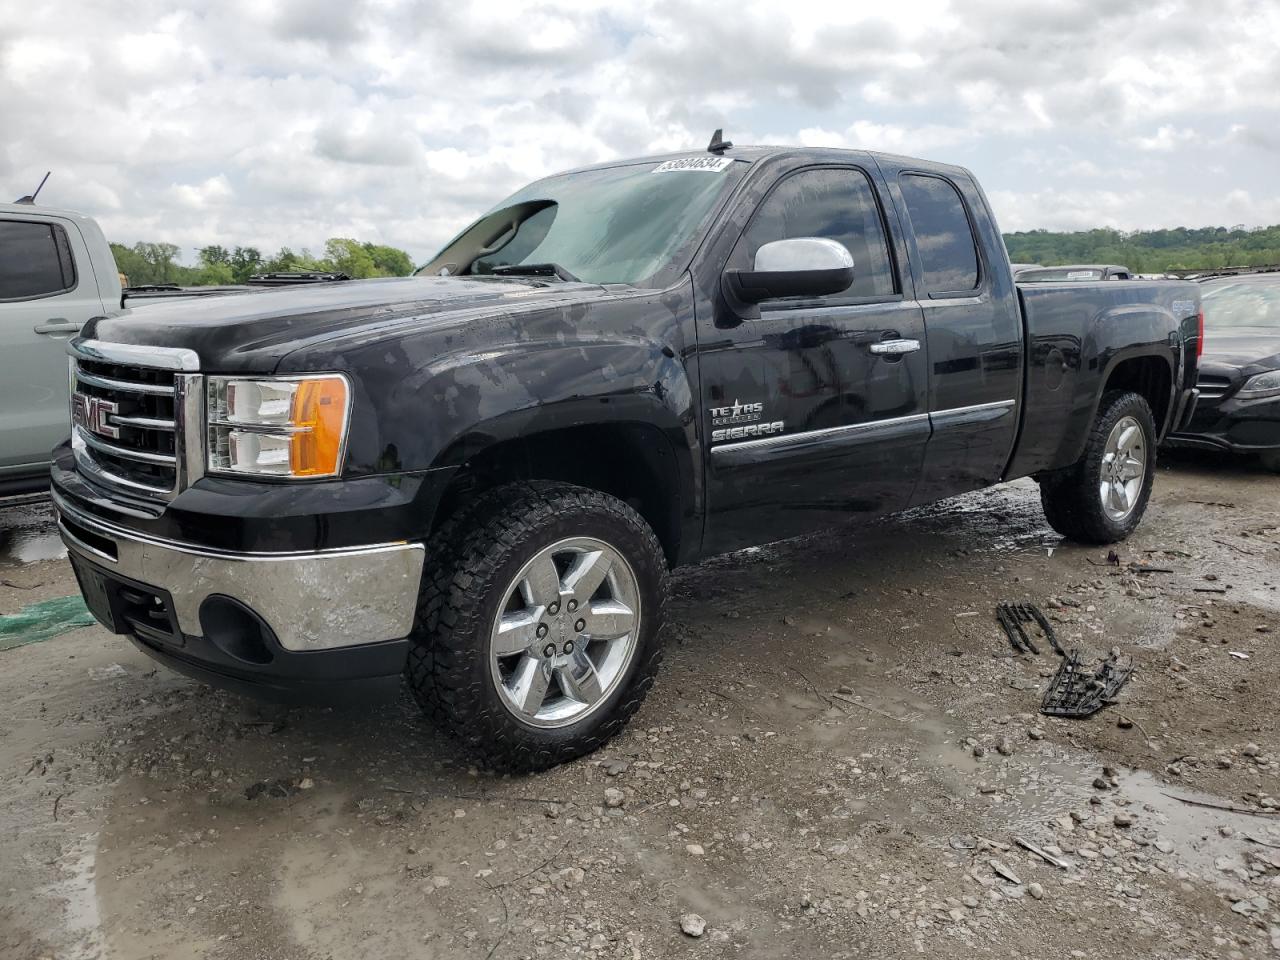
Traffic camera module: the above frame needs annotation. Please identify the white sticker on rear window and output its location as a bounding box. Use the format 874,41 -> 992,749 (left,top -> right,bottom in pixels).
651,156 -> 734,174
1066,270 -> 1099,279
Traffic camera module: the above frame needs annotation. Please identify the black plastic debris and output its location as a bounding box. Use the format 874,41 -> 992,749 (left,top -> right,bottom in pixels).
243,778 -> 298,800
996,602 -> 1064,656
1040,650 -> 1134,718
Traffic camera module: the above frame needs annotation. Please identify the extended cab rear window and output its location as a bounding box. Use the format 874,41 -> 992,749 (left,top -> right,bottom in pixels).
0,219 -> 77,300
898,174 -> 980,295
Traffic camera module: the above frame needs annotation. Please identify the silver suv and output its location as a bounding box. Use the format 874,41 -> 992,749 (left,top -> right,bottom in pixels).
0,202 -> 123,496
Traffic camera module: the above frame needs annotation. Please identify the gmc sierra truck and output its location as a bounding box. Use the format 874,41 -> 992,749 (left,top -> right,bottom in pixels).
51,145 -> 1202,771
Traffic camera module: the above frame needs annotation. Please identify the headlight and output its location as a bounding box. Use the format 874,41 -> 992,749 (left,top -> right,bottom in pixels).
207,375 -> 351,478
1238,370 -> 1280,400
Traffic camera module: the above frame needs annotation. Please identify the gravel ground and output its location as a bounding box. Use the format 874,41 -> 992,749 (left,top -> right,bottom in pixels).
1,451 -> 1278,960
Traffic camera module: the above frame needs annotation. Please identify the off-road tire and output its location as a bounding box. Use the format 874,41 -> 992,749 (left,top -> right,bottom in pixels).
406,481 -> 668,772
1039,390 -> 1157,544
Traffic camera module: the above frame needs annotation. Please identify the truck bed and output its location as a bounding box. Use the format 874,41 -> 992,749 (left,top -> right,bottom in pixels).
1008,279 -> 1200,480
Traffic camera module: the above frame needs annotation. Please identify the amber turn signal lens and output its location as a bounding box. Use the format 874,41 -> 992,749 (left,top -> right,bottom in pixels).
288,377 -> 349,476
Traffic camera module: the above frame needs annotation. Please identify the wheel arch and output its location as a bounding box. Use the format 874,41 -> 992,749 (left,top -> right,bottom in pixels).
1098,351 -> 1175,439
428,418 -> 695,567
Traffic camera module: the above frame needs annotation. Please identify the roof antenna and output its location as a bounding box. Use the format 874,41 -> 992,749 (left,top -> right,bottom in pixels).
15,171 -> 51,205
706,129 -> 733,155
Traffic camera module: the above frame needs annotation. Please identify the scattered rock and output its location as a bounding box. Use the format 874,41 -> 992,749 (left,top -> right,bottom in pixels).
996,738 -> 1015,757
972,744 -> 987,759
989,859 -> 1021,885
558,867 -> 585,886
680,913 -> 706,938
1114,812 -> 1134,828
685,843 -> 705,856
604,787 -> 626,809
1028,882 -> 1045,900
1028,728 -> 1045,741
602,759 -> 630,777
1243,743 -> 1262,758
1092,777 -> 1111,791
1116,717 -> 1134,729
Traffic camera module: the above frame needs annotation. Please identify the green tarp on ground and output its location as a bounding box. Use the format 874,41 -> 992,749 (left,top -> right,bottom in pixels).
0,596 -> 96,651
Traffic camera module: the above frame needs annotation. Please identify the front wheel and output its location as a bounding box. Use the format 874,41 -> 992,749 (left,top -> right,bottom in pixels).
1040,390 -> 1157,544
406,481 -> 668,772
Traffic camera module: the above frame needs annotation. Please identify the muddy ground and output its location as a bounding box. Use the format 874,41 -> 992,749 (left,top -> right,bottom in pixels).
1,453 -> 1278,960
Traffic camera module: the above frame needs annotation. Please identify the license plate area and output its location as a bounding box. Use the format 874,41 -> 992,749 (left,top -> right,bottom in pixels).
68,554 -> 183,647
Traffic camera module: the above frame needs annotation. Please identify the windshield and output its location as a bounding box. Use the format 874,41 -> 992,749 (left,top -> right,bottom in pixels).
1201,278 -> 1280,330
421,158 -> 746,286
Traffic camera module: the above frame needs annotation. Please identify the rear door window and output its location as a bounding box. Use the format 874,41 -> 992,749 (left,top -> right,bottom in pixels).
899,174 -> 980,295
0,220 -> 77,300
739,167 -> 898,300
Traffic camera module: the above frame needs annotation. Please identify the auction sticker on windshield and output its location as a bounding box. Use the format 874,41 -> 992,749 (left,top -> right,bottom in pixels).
651,157 -> 734,173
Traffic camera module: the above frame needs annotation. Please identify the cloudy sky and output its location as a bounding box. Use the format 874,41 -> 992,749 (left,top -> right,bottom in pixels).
3,0 -> 1278,265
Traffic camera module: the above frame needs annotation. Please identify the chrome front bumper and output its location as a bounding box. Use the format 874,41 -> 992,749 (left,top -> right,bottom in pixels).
53,494 -> 425,652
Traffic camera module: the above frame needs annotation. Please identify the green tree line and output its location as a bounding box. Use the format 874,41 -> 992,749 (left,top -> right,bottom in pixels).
1004,225 -> 1280,273
111,223 -> 1280,287
110,238 -> 416,287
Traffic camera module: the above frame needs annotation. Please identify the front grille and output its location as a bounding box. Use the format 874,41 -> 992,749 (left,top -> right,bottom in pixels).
1196,373 -> 1234,400
69,343 -> 202,502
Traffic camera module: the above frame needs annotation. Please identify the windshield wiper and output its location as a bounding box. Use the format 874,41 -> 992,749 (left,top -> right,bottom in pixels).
490,263 -> 581,283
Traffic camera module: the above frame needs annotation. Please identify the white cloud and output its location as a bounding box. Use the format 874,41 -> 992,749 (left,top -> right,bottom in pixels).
2,0 -> 1279,263
1133,126 -> 1197,152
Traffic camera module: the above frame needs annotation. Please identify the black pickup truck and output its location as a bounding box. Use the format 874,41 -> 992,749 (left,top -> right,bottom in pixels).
51,145 -> 1202,770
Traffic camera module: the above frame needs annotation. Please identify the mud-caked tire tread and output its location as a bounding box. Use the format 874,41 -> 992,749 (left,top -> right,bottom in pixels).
1039,390 -> 1157,545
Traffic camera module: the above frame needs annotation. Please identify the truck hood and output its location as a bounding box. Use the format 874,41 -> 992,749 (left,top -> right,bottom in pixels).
1201,328 -> 1280,370
85,275 -> 617,373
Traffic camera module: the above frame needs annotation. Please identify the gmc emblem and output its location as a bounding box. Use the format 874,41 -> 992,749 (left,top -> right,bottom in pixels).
71,393 -> 120,439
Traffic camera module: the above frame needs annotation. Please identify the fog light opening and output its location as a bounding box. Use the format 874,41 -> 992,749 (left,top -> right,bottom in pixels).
200,596 -> 276,665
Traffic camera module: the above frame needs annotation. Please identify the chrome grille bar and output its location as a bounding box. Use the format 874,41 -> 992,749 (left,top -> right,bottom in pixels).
74,426 -> 178,466
70,433 -> 176,496
75,369 -> 175,396
110,415 -> 176,432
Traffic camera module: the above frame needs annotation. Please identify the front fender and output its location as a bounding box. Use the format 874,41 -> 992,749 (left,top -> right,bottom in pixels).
419,335 -> 696,468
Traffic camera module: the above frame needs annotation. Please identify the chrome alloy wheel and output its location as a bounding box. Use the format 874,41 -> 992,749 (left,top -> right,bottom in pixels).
1099,415 -> 1147,522
488,537 -> 641,728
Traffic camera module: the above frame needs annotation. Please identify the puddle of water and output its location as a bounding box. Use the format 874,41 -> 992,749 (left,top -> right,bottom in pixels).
952,743 -> 1280,879
0,501 -> 65,565
38,837 -> 103,960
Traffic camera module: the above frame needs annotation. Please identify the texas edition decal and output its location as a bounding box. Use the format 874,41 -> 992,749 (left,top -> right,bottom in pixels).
708,399 -> 785,444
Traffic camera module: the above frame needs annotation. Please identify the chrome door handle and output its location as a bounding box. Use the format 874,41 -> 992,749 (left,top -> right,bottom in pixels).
868,338 -> 921,356
34,319 -> 81,335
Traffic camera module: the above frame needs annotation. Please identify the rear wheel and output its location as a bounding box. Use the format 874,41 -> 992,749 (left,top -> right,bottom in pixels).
1040,390 -> 1157,544
406,481 -> 668,772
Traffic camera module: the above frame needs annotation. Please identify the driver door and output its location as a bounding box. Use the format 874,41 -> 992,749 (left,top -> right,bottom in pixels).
699,164 -> 930,554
